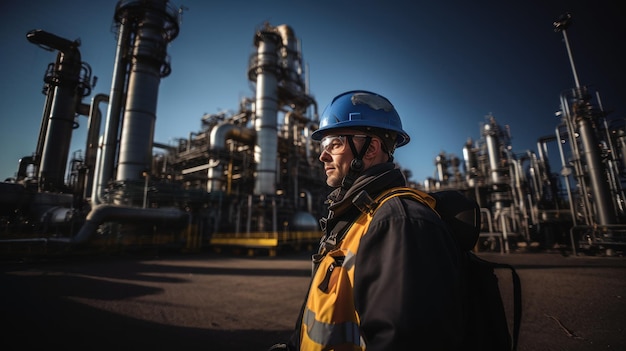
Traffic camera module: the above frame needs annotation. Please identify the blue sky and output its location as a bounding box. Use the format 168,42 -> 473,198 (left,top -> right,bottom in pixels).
1,0 -> 623,184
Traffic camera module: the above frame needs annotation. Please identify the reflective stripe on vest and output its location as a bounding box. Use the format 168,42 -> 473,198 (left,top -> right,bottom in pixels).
302,308 -> 362,347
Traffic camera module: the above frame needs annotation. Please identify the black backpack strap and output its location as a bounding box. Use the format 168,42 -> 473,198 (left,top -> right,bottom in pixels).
472,254 -> 522,351
507,263 -> 522,351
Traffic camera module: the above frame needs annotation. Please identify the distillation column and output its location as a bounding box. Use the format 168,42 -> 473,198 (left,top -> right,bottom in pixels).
250,25 -> 281,195
114,0 -> 179,183
554,13 -> 617,226
26,30 -> 90,191
483,117 -> 514,251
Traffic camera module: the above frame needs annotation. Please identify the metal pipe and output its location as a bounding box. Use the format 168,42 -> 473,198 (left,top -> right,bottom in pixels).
555,125 -> 578,226
560,93 -> 594,223
304,121 -> 317,167
553,13 -> 581,89
51,205 -> 188,245
93,9 -> 133,206
207,122 -> 255,192
83,94 -> 109,198
34,67 -> 55,176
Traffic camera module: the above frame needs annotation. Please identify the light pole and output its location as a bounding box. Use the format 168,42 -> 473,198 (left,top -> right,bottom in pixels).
553,13 -> 581,89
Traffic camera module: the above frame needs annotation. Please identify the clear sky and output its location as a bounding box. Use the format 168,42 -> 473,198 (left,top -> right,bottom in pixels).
1,0 -> 623,185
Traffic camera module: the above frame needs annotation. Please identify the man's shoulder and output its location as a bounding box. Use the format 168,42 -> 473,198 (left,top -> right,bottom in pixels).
374,192 -> 440,221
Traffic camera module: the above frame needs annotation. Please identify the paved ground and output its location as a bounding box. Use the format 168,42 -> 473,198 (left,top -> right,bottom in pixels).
1,249 -> 625,350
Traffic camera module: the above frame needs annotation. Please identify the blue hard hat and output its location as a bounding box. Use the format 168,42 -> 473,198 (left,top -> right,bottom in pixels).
312,90 -> 410,148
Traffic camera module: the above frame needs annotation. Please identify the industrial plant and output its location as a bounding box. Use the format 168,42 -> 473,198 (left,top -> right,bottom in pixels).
1,1 -> 624,257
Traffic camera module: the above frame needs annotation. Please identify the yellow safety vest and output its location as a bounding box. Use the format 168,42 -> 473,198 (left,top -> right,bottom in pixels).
300,187 -> 436,351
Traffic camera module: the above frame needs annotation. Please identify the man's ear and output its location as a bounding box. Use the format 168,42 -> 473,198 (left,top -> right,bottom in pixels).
363,137 -> 381,160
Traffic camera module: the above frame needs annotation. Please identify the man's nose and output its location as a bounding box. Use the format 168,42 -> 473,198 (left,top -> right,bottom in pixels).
319,149 -> 332,162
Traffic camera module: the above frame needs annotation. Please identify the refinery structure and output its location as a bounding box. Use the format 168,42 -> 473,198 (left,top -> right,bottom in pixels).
1,1 -> 624,257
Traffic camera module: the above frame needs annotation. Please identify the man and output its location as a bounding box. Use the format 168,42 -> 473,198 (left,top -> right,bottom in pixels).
270,90 -> 465,350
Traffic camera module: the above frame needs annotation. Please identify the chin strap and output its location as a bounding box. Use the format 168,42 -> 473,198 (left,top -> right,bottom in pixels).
340,135 -> 372,192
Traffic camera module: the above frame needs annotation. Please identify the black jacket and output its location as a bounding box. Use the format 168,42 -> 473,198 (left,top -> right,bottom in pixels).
289,163 -> 465,350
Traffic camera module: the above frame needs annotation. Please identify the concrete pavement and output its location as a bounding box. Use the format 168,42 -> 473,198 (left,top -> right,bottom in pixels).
1,250 -> 625,350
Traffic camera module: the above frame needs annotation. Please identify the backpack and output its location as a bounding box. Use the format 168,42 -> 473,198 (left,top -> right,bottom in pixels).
356,188 -> 522,350
426,189 -> 522,351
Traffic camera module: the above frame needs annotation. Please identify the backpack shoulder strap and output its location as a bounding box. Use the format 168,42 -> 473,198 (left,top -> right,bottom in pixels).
469,252 -> 522,351
353,186 -> 438,216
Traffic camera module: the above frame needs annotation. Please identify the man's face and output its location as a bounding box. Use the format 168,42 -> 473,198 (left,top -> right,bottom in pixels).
318,134 -> 368,187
